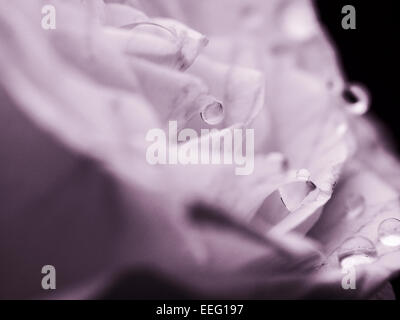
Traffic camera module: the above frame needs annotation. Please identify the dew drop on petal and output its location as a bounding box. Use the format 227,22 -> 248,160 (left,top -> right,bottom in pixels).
340,254 -> 377,270
296,168 -> 310,181
378,218 -> 400,247
337,236 -> 377,269
200,101 -> 224,125
342,84 -> 370,115
345,194 -> 366,220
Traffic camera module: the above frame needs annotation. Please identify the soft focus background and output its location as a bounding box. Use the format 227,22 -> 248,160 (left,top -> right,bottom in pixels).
315,0 -> 400,298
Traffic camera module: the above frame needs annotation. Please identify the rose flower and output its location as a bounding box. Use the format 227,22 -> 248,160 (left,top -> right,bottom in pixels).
1,0 -> 400,299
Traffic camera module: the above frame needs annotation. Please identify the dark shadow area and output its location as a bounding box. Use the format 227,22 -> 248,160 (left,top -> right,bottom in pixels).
98,269 -> 200,300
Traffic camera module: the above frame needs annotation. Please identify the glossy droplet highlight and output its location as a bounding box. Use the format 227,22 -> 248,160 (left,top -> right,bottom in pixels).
343,84 -> 370,115
200,101 -> 224,125
378,218 -> 400,247
340,254 -> 376,270
345,194 -> 366,220
337,236 -> 377,269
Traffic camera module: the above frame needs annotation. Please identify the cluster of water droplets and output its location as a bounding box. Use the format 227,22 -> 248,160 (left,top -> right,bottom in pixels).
198,2 -> 385,271
337,196 -> 400,269
241,0 -> 387,273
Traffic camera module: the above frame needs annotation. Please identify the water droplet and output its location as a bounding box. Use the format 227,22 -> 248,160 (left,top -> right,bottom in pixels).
340,254 -> 377,270
296,168 -> 310,181
343,84 -> 370,115
337,236 -> 377,269
345,194 -> 366,220
378,218 -> 400,247
200,101 -> 224,125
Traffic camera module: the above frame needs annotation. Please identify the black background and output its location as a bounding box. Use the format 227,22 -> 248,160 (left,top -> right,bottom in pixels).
315,0 -> 400,150
315,0 -> 400,298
